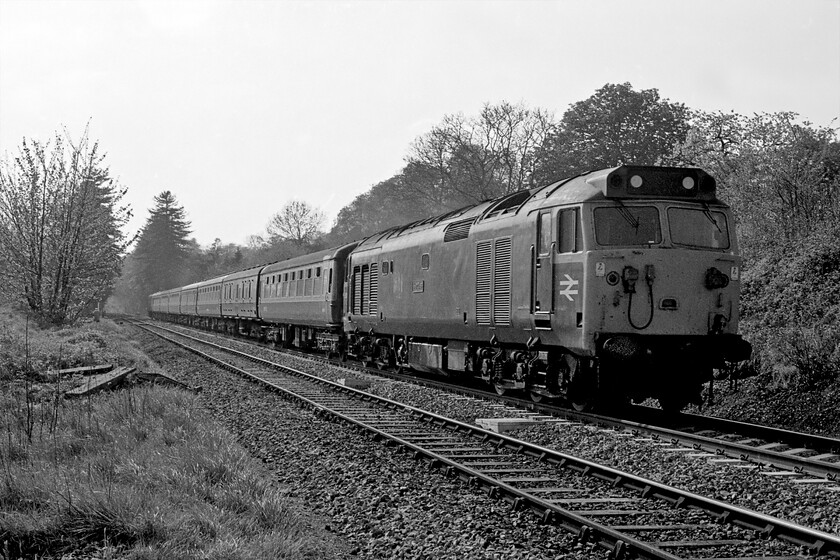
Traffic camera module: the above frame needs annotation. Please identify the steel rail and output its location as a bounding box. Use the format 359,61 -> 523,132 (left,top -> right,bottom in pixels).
136,322 -> 678,560
137,321 -> 840,558
143,321 -> 840,482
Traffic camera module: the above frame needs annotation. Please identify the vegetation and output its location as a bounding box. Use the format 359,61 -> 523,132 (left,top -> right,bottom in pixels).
0,308 -> 336,559
0,128 -> 131,325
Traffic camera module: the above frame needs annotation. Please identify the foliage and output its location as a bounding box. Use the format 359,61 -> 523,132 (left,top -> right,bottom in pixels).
0,383 -> 333,559
407,101 -> 553,205
329,167 -> 458,245
0,306 -> 147,381
739,224 -> 840,389
265,199 -> 326,246
330,101 -> 553,244
119,191 -> 192,312
673,110 -> 840,262
533,83 -> 690,183
0,129 -> 131,324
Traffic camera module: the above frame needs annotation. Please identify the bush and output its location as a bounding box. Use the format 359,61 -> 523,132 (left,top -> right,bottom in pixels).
740,225 -> 840,390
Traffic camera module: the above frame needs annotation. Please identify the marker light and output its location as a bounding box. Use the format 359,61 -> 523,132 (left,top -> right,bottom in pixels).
682,176 -> 695,190
629,175 -> 643,188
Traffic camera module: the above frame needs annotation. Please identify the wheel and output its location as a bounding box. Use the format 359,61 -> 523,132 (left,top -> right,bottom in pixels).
570,397 -> 593,412
529,391 -> 544,403
494,383 -> 507,396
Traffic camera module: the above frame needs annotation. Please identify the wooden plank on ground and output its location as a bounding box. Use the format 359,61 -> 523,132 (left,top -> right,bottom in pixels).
44,364 -> 113,380
64,366 -> 135,397
135,371 -> 191,390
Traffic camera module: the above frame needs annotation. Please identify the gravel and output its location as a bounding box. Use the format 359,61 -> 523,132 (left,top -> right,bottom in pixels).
137,329 -> 603,560
143,325 -> 840,555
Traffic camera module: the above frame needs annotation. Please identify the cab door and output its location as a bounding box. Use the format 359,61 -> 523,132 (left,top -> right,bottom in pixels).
533,210 -> 554,315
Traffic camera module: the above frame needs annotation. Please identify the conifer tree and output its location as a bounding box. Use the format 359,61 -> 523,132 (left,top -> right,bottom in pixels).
131,191 -> 192,306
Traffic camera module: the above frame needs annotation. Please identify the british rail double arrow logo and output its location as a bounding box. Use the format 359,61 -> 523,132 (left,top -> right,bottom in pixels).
558,274 -> 579,301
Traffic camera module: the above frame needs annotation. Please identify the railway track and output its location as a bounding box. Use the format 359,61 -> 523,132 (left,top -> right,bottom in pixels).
147,321 -> 840,485
134,320 -> 840,559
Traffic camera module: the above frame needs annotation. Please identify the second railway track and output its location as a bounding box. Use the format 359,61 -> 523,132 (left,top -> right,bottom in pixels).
135,320 -> 840,559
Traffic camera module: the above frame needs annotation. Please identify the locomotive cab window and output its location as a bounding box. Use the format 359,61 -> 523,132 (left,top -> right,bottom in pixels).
668,207 -> 730,249
558,208 -> 582,253
594,205 -> 661,246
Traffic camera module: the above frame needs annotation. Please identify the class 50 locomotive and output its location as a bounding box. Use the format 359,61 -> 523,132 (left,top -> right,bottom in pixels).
343,165 -> 752,412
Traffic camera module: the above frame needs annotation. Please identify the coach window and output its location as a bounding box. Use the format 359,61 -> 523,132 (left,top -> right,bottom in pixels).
558,208 -> 582,253
421,253 -> 430,270
316,266 -> 321,277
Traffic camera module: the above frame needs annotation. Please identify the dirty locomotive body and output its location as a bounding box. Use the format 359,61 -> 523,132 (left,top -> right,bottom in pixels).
150,166 -> 751,411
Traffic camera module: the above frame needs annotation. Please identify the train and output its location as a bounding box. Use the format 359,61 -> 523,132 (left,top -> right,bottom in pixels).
149,165 -> 752,412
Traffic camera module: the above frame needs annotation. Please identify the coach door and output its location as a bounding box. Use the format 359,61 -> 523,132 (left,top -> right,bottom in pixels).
532,210 -> 554,315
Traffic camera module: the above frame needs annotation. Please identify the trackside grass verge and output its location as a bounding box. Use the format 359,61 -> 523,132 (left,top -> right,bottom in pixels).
0,308 -> 340,559
0,384 -> 336,559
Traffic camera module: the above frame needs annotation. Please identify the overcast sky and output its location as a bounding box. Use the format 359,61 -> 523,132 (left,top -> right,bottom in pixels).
1,0 -> 838,247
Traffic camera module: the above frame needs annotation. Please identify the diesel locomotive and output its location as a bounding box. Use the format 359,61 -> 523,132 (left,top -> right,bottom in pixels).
149,165 -> 752,411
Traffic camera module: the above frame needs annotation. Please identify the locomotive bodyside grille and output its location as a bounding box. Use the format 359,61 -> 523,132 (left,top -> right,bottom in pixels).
353,266 -> 362,315
443,218 -> 474,242
369,262 -> 378,315
493,237 -> 512,326
476,241 -> 492,325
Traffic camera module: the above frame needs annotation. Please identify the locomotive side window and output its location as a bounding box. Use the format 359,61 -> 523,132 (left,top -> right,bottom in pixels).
382,261 -> 389,275
558,208 -> 582,253
421,253 -> 430,270
538,212 -> 552,255
594,206 -> 661,246
668,207 -> 730,249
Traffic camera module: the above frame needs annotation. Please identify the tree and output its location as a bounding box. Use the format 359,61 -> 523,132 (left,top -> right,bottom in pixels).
0,129 -> 131,323
406,101 -> 554,204
673,111 -> 840,262
265,200 -> 325,246
534,83 -> 690,183
130,191 -> 193,302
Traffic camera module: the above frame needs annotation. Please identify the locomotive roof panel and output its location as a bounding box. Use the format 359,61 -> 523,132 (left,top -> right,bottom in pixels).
352,166 -> 720,252
531,166 -> 721,207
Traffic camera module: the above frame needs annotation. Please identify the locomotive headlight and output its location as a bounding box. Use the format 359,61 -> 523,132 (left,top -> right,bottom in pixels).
682,176 -> 695,190
629,175 -> 643,188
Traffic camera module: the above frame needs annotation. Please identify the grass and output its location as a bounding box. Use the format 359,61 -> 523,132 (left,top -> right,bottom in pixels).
0,306 -> 338,559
